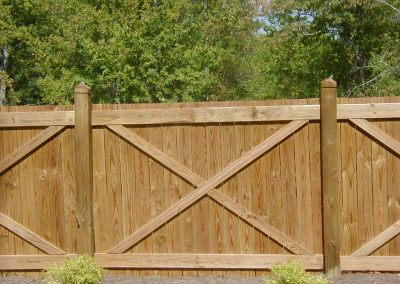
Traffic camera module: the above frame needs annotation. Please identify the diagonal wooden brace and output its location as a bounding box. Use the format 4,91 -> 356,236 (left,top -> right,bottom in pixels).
107,120 -> 309,254
0,126 -> 65,175
350,119 -> 400,156
0,213 -> 65,254
351,220 -> 400,256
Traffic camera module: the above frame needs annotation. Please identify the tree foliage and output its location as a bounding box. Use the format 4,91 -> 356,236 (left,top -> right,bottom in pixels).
248,0 -> 400,98
1,0 -> 399,104
2,0 -> 261,104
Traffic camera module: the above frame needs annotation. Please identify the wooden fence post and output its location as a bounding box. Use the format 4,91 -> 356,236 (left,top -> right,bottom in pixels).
320,78 -> 341,275
74,83 -> 95,256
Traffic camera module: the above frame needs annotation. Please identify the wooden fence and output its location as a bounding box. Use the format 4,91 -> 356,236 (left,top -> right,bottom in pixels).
0,80 -> 399,277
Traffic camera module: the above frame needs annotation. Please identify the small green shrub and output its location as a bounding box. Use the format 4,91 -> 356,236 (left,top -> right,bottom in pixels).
43,254 -> 104,284
267,261 -> 328,284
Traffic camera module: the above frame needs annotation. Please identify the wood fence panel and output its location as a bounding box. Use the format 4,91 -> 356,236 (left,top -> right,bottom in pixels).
1,97 -> 399,275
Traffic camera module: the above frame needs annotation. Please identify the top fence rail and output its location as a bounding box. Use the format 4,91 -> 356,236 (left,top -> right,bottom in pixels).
0,102 -> 399,128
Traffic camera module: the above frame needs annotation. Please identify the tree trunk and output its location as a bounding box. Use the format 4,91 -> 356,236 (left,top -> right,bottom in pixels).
0,78 -> 6,105
0,45 -> 8,105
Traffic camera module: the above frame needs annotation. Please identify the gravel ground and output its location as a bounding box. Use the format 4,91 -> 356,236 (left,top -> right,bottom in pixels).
1,274 -> 400,283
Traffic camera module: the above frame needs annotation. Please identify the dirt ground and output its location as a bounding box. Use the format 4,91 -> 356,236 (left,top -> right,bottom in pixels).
1,273 -> 400,284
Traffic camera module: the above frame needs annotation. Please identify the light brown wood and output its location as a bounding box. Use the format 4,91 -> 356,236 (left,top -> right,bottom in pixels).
0,254 -> 76,270
93,103 -> 400,125
352,220 -> 400,256
108,120 -> 308,253
74,83 -> 95,255
341,256 -> 400,271
0,126 -> 65,175
0,213 -> 65,254
320,78 -> 340,274
0,111 -> 74,127
107,124 -> 310,254
337,103 -> 400,119
0,102 -> 398,128
209,190 -> 311,255
350,118 -> 400,156
94,105 -> 319,125
386,97 -> 400,256
371,100 -> 389,256
354,99 -> 374,255
95,253 -> 323,269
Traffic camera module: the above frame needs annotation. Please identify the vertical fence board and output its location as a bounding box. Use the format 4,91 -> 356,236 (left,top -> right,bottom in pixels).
147,103 -> 168,277
59,106 -> 77,255
370,97 -> 389,256
355,98 -> 373,248
192,119 -> 208,276
386,97 -> 400,255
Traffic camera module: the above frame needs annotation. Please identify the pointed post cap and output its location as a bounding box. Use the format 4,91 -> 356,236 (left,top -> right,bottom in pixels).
74,82 -> 92,95
321,78 -> 337,88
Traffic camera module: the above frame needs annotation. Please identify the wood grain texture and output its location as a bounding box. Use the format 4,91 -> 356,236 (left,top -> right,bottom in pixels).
108,120 -> 308,253
370,97 -> 389,256
0,126 -> 65,175
108,123 -> 309,254
74,84 -> 95,255
386,96 -> 400,256
91,103 -> 400,125
0,111 -> 74,127
95,253 -> 323,270
340,256 -> 400,271
0,254 -> 76,270
352,220 -> 400,256
0,213 -> 65,254
1,97 -> 400,275
0,102 -> 398,128
320,79 -> 340,274
350,118 -> 400,156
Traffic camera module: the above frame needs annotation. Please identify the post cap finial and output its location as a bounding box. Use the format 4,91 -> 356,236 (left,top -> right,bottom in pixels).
74,82 -> 91,95
321,77 -> 337,88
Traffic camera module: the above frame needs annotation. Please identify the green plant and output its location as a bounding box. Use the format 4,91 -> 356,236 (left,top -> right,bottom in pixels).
267,261 -> 328,284
43,254 -> 104,284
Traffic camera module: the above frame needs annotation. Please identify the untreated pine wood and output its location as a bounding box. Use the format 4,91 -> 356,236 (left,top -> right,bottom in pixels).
95,253 -> 323,270
0,212 -> 65,254
349,118 -> 400,156
0,126 -> 65,175
320,78 -> 341,275
107,124 -> 310,255
351,220 -> 400,256
0,111 -> 74,127
0,254 -> 76,270
0,102 -> 398,127
94,105 -> 319,125
340,256 -> 400,272
107,120 -> 308,253
74,83 -> 95,256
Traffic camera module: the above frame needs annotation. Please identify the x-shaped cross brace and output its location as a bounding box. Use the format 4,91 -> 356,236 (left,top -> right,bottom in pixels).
106,120 -> 312,255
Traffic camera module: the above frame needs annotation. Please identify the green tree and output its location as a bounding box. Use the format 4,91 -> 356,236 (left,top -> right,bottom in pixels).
247,0 -> 400,98
2,0 -> 262,104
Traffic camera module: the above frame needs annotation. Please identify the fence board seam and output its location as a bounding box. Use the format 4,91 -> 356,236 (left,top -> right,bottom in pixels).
0,126 -> 65,175
351,220 -> 400,256
349,119 -> 400,157
107,120 -> 308,253
106,125 -> 310,255
0,213 -> 65,254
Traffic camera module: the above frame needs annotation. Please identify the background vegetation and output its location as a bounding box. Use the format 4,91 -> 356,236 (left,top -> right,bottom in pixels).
1,0 -> 399,105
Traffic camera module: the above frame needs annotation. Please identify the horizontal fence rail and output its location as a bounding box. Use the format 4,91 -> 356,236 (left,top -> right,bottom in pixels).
1,103 -> 399,127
